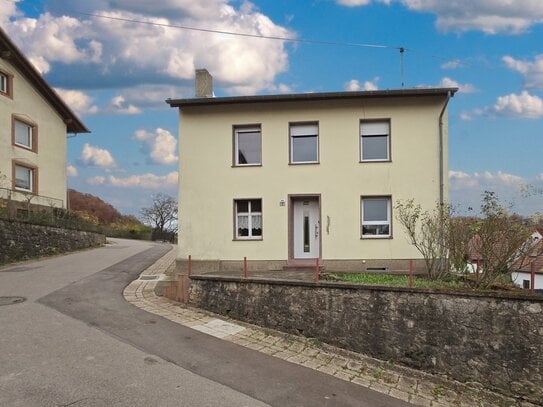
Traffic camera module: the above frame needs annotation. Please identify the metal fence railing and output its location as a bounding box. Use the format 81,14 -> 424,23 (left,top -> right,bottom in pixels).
0,187 -> 64,209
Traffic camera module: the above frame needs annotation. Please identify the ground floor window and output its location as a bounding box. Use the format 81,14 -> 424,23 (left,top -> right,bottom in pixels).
361,196 -> 391,238
523,279 -> 530,289
13,162 -> 37,193
234,199 -> 262,239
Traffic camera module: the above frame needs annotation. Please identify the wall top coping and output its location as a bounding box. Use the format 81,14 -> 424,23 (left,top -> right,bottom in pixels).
189,275 -> 543,303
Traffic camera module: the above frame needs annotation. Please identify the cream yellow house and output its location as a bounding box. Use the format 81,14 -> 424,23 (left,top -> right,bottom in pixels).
168,70 -> 457,273
0,28 -> 88,210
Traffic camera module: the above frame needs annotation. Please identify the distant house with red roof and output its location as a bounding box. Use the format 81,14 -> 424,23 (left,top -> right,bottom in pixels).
511,231 -> 543,291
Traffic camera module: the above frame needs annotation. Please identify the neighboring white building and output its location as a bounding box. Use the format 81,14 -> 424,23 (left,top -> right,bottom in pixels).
512,233 -> 543,291
168,70 -> 457,273
0,27 -> 88,210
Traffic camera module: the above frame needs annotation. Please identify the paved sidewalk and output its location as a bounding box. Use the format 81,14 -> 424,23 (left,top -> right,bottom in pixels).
123,247 -> 536,407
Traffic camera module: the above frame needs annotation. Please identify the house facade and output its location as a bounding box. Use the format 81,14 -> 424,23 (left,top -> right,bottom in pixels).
0,28 -> 88,210
168,70 -> 457,273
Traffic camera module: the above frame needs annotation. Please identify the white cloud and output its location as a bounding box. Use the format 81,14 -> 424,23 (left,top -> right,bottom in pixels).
55,85 -> 187,116
448,170 -> 543,215
66,164 -> 78,177
54,88 -> 99,116
0,0 -> 20,25
492,91 -> 543,119
4,1 -> 293,94
503,55 -> 543,90
438,77 -> 476,93
105,95 -> 142,115
462,91 -> 543,119
459,112 -> 474,121
108,171 -> 178,189
448,170 -> 478,189
273,83 -> 293,93
441,60 -> 463,70
336,0 -> 372,6
344,78 -> 379,91
335,0 -> 543,34
86,175 -> 106,185
5,12 -> 101,74
449,170 -> 525,191
115,84 -> 191,109
133,128 -> 178,165
79,143 -> 116,168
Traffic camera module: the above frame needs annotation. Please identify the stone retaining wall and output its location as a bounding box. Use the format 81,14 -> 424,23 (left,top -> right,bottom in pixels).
188,276 -> 543,404
0,219 -> 106,264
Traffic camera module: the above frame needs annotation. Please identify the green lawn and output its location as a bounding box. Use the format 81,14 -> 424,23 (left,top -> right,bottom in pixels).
322,272 -> 465,289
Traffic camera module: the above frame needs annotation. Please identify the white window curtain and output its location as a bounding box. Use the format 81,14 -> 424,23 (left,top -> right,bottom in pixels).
251,215 -> 262,229
238,215 -> 249,229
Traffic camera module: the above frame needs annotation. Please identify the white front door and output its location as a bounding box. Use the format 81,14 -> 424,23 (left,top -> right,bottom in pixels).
293,199 -> 320,259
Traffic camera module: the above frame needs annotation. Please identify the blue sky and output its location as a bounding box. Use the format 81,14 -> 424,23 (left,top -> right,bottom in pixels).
2,0 -> 543,217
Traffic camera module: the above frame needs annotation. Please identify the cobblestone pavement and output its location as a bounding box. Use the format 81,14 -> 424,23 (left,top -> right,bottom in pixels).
123,247 -> 538,407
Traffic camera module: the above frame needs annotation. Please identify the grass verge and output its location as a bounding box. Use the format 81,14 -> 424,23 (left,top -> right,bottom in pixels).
322,272 -> 465,289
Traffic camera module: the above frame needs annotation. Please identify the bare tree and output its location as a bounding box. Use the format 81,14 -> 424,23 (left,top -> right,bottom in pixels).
140,193 -> 178,240
469,191 -> 532,288
395,199 -> 450,280
397,192 -> 534,288
447,216 -> 475,274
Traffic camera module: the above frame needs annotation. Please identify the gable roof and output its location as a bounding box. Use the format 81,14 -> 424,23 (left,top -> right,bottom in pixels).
167,87 -> 458,109
514,239 -> 543,274
0,27 -> 89,134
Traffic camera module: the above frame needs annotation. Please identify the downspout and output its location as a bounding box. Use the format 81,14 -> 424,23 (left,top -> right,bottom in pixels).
439,91 -> 452,208
438,91 -> 452,274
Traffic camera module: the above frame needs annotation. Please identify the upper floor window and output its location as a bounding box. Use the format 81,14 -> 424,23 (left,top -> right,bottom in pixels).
290,122 -> 319,164
0,70 -> 13,98
12,116 -> 37,152
234,125 -> 261,166
234,199 -> 262,239
360,120 -> 390,162
0,72 -> 6,93
13,162 -> 37,193
361,196 -> 391,238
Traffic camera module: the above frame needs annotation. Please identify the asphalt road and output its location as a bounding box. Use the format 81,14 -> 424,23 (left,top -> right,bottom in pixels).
0,238 -> 412,407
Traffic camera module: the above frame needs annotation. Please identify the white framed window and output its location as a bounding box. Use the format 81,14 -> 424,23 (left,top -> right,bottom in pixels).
361,196 -> 391,238
0,70 -> 12,98
14,164 -> 34,192
234,125 -> 261,166
290,122 -> 318,164
0,72 -> 6,94
360,120 -> 390,161
14,119 -> 33,149
235,199 -> 262,239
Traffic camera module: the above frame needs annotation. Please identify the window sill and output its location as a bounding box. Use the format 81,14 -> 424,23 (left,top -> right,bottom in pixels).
360,235 -> 392,240
14,187 -> 34,194
289,161 -> 320,165
232,164 -> 262,168
359,159 -> 391,163
233,238 -> 263,241
14,143 -> 35,153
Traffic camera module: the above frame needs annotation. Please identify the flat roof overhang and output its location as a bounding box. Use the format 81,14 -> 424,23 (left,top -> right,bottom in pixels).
166,87 -> 458,109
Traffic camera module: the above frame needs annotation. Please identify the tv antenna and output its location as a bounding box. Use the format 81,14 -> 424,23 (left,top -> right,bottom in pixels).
400,47 -> 405,87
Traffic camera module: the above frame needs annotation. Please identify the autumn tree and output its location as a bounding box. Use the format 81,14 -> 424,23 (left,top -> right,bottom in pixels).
68,189 -> 121,224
